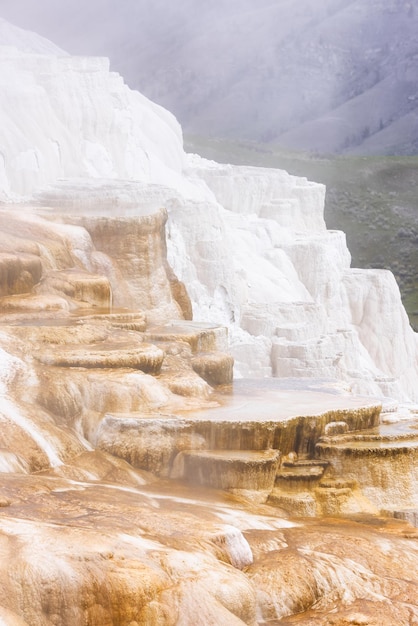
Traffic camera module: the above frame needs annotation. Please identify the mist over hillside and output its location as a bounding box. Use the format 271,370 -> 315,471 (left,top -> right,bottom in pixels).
1,0 -> 418,155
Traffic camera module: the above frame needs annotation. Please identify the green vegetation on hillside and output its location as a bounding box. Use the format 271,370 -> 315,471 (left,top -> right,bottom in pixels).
185,135 -> 418,330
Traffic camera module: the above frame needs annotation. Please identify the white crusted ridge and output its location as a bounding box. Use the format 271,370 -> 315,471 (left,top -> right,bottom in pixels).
171,154 -> 418,401
0,21 -> 194,202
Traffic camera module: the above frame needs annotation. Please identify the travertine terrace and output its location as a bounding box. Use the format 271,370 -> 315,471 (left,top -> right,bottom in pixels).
1,17 -> 418,625
0,202 -> 417,625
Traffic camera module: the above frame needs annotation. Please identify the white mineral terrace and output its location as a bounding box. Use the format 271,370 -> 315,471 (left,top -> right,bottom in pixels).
179,378 -> 381,422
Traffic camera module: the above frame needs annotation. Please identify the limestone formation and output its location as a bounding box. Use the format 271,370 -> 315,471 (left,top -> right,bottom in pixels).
1,21 -> 418,399
176,449 -> 281,491
1,17 -> 418,626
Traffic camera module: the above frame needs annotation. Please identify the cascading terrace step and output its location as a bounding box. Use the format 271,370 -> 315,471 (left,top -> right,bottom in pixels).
35,335 -> 164,372
267,490 -> 317,517
0,267 -> 113,320
143,321 -> 233,385
171,448 -> 281,492
316,417 -> 418,457
269,458 -> 331,517
275,459 -> 330,491
313,415 -> 418,514
95,380 -> 383,499
38,268 -> 112,308
76,310 -> 147,332
268,473 -> 372,518
5,314 -> 165,374
143,321 -> 228,353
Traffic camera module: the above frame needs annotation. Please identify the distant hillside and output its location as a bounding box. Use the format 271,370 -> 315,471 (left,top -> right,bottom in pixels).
2,0 -> 418,155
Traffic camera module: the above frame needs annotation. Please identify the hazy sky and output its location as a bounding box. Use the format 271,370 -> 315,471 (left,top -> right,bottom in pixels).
1,0 -> 417,155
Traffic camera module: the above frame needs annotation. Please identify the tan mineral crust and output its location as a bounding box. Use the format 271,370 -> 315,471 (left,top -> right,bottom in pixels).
0,207 -> 416,626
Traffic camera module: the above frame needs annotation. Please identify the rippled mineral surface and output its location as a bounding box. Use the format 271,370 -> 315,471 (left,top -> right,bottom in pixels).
0,205 -> 415,626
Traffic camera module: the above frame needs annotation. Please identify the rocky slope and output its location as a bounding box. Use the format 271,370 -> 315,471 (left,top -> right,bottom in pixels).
2,0 -> 418,154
